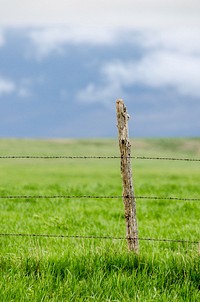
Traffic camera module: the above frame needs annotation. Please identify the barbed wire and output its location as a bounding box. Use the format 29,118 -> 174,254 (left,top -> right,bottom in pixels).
134,156 -> 200,162
0,155 -> 200,161
0,194 -> 200,201
0,156 -> 119,159
0,233 -> 199,244
1,155 -> 199,247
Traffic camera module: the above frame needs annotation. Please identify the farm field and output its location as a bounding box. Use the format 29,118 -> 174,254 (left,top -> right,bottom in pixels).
0,138 -> 200,301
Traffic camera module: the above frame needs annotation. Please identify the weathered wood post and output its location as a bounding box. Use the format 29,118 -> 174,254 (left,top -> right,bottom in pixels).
116,99 -> 139,253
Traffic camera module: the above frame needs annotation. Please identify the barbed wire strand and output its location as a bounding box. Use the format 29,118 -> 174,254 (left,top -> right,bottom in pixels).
0,195 -> 200,201
0,155 -> 200,161
0,233 -> 198,244
0,156 -> 199,246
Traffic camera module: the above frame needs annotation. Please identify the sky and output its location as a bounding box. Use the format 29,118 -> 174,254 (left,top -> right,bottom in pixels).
0,0 -> 200,138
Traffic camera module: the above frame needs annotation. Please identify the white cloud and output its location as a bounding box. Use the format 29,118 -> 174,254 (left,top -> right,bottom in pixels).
28,27 -> 200,60
134,28 -> 200,55
29,26 -> 117,57
0,76 -> 33,98
0,77 -> 16,95
109,52 -> 200,97
78,51 -> 200,102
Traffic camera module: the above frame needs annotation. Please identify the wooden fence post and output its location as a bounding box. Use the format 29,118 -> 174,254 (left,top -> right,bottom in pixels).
116,99 -> 139,253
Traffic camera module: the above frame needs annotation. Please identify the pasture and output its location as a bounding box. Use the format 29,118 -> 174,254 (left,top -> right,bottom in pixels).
0,138 -> 200,301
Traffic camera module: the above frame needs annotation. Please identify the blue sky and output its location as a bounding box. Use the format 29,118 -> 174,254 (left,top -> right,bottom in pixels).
0,0 -> 200,138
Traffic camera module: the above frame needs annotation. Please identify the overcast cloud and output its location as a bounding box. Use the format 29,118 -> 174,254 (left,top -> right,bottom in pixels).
0,0 -> 200,28
0,0 -> 199,137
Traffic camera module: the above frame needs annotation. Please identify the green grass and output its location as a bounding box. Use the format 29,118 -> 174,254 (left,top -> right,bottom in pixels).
0,138 -> 200,301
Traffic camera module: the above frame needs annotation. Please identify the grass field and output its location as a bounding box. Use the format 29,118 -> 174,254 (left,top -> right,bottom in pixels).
0,138 -> 200,301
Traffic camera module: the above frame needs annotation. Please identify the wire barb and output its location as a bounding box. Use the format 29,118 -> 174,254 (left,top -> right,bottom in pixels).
0,233 -> 198,244
0,155 -> 200,161
0,195 -> 200,201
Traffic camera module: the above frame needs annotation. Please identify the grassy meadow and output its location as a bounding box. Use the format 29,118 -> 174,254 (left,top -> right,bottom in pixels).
0,138 -> 200,301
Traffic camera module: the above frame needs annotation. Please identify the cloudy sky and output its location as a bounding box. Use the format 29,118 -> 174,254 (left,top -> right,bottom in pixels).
0,0 -> 200,138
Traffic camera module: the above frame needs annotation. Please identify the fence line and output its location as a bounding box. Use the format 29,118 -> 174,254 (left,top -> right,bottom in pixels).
0,155 -> 200,162
0,233 -> 198,244
0,194 -> 200,201
1,148 -> 200,249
